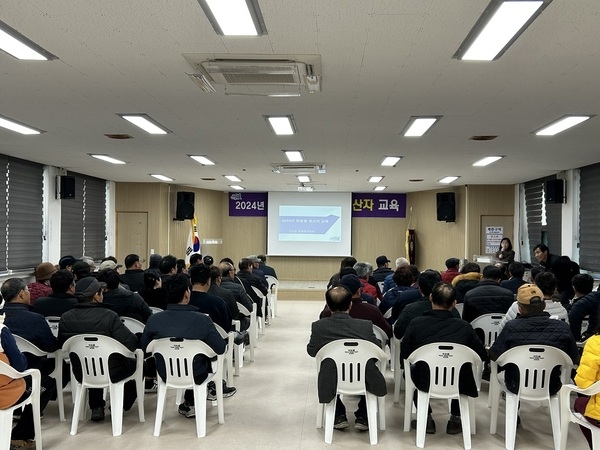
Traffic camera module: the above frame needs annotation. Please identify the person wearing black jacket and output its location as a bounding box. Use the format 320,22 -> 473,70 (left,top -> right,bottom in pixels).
236,258 -> 268,317
97,269 -> 152,323
32,269 -> 78,317
119,254 -> 145,293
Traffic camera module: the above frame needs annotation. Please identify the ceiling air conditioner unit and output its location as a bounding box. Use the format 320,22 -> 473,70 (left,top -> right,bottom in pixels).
272,164 -> 326,175
200,60 -> 308,85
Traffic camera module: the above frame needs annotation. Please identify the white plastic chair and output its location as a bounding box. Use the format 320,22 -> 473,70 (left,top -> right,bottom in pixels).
489,345 -> 573,450
13,335 -> 66,421
213,324 -> 234,386
45,316 -> 61,338
454,303 -> 464,318
0,362 -> 42,450
315,339 -> 387,445
469,313 -> 504,348
392,336 -> 404,403
147,337 -> 224,438
404,343 -> 483,449
372,325 -> 388,350
265,275 -> 279,318
120,316 -> 145,334
234,302 -> 255,364
559,380 -> 600,450
251,286 -> 267,335
63,334 -> 145,436
149,307 -> 163,314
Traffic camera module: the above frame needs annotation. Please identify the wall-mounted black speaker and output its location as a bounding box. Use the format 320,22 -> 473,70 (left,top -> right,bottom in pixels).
436,192 -> 456,222
176,191 -> 195,220
546,179 -> 565,203
59,176 -> 76,199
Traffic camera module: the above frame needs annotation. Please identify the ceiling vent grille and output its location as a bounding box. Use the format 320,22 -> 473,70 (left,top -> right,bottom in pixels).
200,60 -> 308,85
272,164 -> 326,175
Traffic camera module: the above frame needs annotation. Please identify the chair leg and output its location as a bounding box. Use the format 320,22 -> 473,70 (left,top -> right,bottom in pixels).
377,395 -> 386,430
136,374 -> 145,423
153,383 -> 167,437
404,383 -> 415,432
415,391 -> 430,448
109,384 -> 125,436
323,399 -> 336,444
366,393 -> 379,445
70,385 -> 86,436
458,394 -> 472,450
215,373 -> 225,424
0,413 -> 12,450
193,384 -> 207,438
505,392 -> 520,450
490,384 -> 500,435
549,396 -> 561,450
316,402 -> 324,428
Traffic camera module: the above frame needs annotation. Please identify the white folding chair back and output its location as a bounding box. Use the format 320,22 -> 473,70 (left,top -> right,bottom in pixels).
265,275 -> 278,318
404,343 -> 482,449
63,334 -> 145,436
149,307 -> 163,314
147,337 -> 224,438
13,335 -> 66,421
372,325 -> 388,350
392,336 -> 404,403
469,313 -> 504,348
454,303 -> 464,318
214,324 -> 234,386
45,316 -> 61,338
315,339 -> 387,445
489,345 -> 573,450
559,380 -> 600,450
120,316 -> 145,334
377,281 -> 385,292
251,286 -> 267,335
236,302 -> 255,362
0,362 -> 42,450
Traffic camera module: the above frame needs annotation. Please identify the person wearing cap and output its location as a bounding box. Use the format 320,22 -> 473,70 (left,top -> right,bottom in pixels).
58,255 -> 77,271
32,269 -> 78,317
371,255 -> 393,283
27,262 -> 57,303
382,257 -> 410,293
236,258 -> 268,318
401,281 -> 488,435
58,277 -> 139,422
320,274 -> 391,339
99,258 -> 122,273
308,285 -> 386,432
441,257 -> 461,284
489,283 -> 579,407
96,269 -> 152,323
246,255 -> 268,288
462,265 -> 514,323
499,271 -> 568,330
72,260 -> 93,282
119,254 -> 145,293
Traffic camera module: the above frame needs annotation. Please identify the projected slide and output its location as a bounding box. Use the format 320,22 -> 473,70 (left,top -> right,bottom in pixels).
279,206 -> 341,242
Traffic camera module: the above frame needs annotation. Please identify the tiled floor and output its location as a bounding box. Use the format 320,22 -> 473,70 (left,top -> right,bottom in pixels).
36,300 -> 589,449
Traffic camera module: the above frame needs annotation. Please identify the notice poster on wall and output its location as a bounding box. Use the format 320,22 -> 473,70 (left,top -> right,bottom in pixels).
485,226 -> 503,254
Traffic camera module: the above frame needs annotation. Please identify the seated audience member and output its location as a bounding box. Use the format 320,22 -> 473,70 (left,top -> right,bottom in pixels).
219,262 -> 253,331
489,283 -> 579,420
570,274 -> 595,307
500,274 -> 568,329
80,256 -> 96,273
58,277 -> 139,422
401,281 -> 487,435
451,262 -> 482,302
320,274 -> 391,340
138,270 -> 167,311
236,258 -> 269,318
495,237 -> 515,265
27,262 -> 57,303
72,261 -> 93,282
189,253 -> 203,266
207,266 -> 240,322
307,285 -> 386,432
495,262 -> 509,281
553,255 -> 581,305
149,253 -> 163,271
462,265 -> 513,323
97,269 -> 152,323
189,264 -> 232,333
379,266 -> 417,316
327,257 -> 357,289
533,243 -> 560,272
119,254 -> 145,293
371,255 -> 393,283
1,318 -> 46,449
569,284 -> 600,342
573,330 -> 600,449
32,269 -> 78,317
530,266 -> 546,283
382,257 -> 410,293
500,261 -> 527,294
441,258 -> 461,284
353,262 -> 380,300
203,255 -> 214,267
99,257 -> 122,273
159,254 -> 178,280
175,258 -> 187,275
257,254 -> 277,278
140,274 -> 229,418
246,255 -> 268,288
58,255 -> 77,271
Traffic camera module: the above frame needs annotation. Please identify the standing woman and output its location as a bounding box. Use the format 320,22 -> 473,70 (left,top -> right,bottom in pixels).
495,237 -> 515,265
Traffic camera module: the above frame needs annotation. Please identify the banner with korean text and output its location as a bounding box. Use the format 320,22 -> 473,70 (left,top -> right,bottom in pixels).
351,193 -> 407,218
229,192 -> 268,217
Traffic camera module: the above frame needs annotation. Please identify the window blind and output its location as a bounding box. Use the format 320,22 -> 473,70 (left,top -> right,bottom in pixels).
580,162 -> 600,271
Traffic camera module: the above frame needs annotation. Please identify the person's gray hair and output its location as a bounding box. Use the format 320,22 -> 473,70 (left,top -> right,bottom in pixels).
353,262 -> 373,278
395,257 -> 409,268
0,278 -> 27,303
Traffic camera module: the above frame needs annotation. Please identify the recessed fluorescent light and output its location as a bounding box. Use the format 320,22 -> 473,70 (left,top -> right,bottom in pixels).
297,175 -> 311,183
283,150 -> 304,162
150,174 -> 174,181
268,93 -> 301,98
0,20 -> 58,60
189,155 -> 216,165
373,186 -> 387,192
403,116 -> 441,137
454,0 -> 550,61
473,156 -> 504,167
224,175 -> 242,182
0,114 -> 44,135
534,115 -> 593,136
439,176 -> 460,184
230,185 -> 245,191
118,114 -> 170,135
89,154 -> 127,165
369,176 -> 384,183
380,156 -> 402,167
198,0 -> 267,36
265,115 -> 296,135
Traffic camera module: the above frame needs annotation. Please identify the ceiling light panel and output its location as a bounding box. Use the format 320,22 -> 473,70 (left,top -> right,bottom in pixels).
189,155 -> 216,165
150,174 -> 174,181
439,176 -> 460,184
90,154 -> 127,165
0,114 -> 43,135
373,186 -> 387,191
380,156 -> 402,167
472,156 -> 504,167
368,176 -> 384,183
198,0 -> 267,36
283,150 -> 304,162
455,0 -> 550,61
534,115 -> 592,136
224,175 -> 242,182
297,175 -> 311,183
0,20 -> 58,60
403,116 -> 441,137
265,115 -> 296,135
230,185 -> 245,190
118,114 -> 171,134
